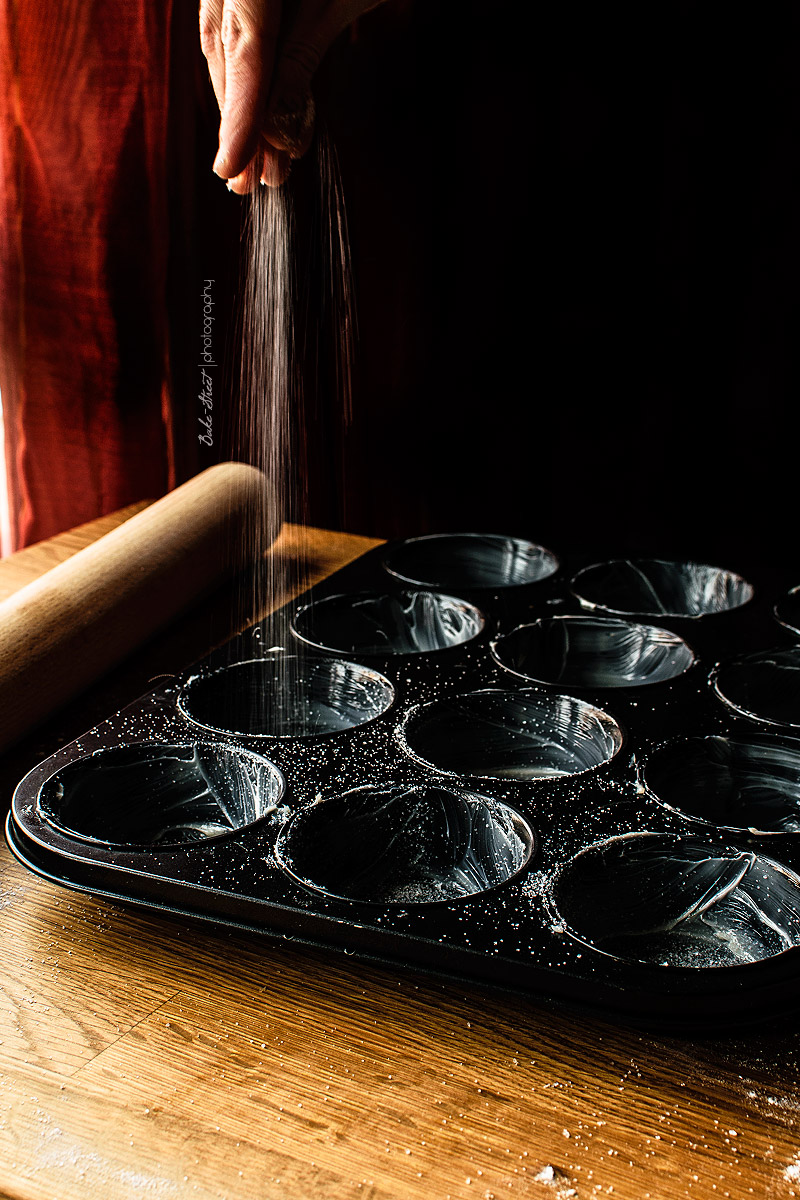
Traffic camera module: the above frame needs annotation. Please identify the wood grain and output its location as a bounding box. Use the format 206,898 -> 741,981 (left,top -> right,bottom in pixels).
2,511 -> 800,1200
0,503 -> 152,603
0,463 -> 274,752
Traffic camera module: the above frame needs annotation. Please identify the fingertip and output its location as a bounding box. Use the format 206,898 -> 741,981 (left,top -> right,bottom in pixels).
226,173 -> 253,194
226,159 -> 261,193
260,149 -> 290,188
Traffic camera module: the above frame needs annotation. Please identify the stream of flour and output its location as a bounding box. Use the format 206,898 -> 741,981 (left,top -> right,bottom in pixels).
231,136 -> 356,736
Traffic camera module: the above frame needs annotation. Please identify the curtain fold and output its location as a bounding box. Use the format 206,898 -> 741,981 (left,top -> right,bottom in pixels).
0,0 -> 176,549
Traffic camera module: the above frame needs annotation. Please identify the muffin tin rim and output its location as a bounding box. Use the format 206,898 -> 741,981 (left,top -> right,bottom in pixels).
544,829 -> 800,971
273,780 -> 537,908
569,556 -> 755,619
709,647 -> 800,731
176,654 -> 398,741
396,684 -> 626,782
33,738 -> 288,852
489,612 -> 699,690
381,531 -> 561,590
289,587 -> 488,657
638,730 -> 800,837
774,584 -> 800,637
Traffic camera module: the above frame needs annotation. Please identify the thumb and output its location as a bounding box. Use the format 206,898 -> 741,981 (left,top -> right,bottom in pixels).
262,0 -> 383,159
261,40 -> 321,158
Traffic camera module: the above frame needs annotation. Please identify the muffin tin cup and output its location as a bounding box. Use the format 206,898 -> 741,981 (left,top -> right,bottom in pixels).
710,648 -> 800,730
640,733 -> 800,836
35,741 -> 286,850
382,532 -> 559,592
774,585 -> 800,639
178,655 -> 395,739
491,615 -> 696,690
570,558 -> 754,619
8,534 -> 800,1027
548,832 -> 800,970
275,783 -> 534,906
399,688 -> 624,782
291,590 -> 485,657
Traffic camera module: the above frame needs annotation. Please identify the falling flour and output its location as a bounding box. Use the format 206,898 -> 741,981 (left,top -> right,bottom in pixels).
230,135 -> 357,735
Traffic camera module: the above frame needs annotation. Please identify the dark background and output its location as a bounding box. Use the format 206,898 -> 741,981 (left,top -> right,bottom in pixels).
178,2 -> 798,572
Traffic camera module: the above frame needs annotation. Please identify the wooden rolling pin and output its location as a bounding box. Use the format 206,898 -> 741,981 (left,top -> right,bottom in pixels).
0,461 -> 273,753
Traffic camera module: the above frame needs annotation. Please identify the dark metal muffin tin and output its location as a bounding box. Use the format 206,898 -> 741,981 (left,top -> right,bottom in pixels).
8,533 -> 800,1027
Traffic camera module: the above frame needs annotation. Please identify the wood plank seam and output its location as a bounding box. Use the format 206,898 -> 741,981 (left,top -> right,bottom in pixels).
68,989 -> 184,1079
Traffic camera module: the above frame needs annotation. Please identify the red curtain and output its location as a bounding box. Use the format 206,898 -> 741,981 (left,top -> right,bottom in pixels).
0,0 -> 178,548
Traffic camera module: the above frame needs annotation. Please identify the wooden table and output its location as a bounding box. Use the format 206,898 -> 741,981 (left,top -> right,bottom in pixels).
1,512 -> 800,1200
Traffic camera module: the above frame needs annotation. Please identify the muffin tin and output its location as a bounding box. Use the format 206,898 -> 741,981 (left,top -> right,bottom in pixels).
8,532 -> 800,1027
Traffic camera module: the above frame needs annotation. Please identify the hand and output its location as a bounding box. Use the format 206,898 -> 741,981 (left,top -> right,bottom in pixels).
200,0 -> 380,192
